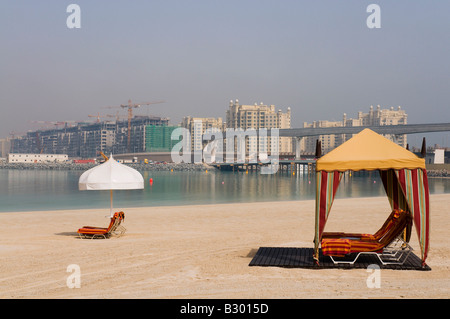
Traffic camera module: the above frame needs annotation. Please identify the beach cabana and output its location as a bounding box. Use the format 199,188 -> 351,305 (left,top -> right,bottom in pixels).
313,129 -> 430,266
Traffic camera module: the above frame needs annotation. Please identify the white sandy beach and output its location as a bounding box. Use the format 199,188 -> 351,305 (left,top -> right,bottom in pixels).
0,194 -> 449,299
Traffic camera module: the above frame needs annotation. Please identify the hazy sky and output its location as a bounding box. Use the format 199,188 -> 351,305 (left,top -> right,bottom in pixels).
1,1 -> 449,146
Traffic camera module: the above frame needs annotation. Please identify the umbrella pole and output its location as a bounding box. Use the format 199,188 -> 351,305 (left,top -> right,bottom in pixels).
110,189 -> 113,217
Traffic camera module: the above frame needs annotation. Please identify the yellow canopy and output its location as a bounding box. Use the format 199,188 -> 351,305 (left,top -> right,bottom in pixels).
316,128 -> 426,172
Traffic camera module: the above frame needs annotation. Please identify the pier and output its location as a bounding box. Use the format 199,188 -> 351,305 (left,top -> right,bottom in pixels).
210,159 -> 316,174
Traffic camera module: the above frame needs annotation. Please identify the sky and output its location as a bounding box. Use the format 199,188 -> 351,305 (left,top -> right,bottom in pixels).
1,1 -> 449,147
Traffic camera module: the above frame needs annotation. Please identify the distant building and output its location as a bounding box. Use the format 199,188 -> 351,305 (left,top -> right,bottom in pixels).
302,120 -> 345,154
225,99 -> 292,157
8,153 -> 68,163
0,138 -> 11,158
433,149 -> 445,164
10,116 -> 170,158
344,105 -> 407,147
302,105 -> 408,154
180,116 -> 225,154
145,125 -> 180,152
114,116 -> 170,154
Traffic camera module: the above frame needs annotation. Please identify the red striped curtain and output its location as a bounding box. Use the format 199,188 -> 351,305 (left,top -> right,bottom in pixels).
313,171 -> 344,262
314,168 -> 430,266
380,169 -> 430,264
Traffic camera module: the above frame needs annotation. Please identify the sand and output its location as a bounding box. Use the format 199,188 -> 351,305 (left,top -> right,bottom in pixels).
0,194 -> 449,299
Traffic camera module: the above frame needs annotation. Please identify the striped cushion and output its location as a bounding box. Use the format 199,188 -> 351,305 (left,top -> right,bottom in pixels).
321,209 -> 409,257
77,228 -> 108,235
372,209 -> 400,240
322,209 -> 401,242
322,232 -> 374,241
321,239 -> 351,257
321,238 -> 383,256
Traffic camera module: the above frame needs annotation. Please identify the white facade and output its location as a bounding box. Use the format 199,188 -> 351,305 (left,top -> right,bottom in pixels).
226,99 -> 292,155
434,149 -> 445,164
181,116 -> 225,152
8,153 -> 68,163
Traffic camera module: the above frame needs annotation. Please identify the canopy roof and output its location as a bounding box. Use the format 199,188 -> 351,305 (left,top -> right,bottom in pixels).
79,155 -> 144,191
316,128 -> 425,172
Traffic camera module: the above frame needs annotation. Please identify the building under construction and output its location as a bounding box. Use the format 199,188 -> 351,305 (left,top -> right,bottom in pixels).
144,125 -> 179,152
11,116 -> 173,158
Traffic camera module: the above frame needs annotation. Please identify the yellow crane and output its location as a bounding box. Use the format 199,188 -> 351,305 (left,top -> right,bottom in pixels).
105,99 -> 165,153
99,151 -> 109,161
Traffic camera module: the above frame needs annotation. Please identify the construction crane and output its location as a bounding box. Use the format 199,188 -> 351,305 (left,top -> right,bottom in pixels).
30,120 -> 77,129
35,131 -> 42,153
105,99 -> 165,153
88,112 -> 127,123
106,111 -> 127,121
99,151 -> 109,162
88,113 -> 103,123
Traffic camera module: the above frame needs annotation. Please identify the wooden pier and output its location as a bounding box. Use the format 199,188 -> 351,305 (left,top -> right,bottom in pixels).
210,159 -> 316,174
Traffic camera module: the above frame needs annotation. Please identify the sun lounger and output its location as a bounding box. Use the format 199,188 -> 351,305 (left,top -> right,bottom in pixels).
77,211 -> 126,239
322,209 -> 401,241
321,209 -> 413,265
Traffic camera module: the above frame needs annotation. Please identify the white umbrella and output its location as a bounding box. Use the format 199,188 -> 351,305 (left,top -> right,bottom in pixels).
79,154 -> 144,216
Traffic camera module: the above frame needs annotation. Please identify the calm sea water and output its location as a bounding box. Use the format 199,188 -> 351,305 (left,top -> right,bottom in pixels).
0,169 -> 449,212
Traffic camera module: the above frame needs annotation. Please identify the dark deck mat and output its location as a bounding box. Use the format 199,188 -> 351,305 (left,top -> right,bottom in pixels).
249,247 -> 431,271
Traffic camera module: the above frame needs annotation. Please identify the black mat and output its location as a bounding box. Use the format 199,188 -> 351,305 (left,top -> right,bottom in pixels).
249,247 -> 431,271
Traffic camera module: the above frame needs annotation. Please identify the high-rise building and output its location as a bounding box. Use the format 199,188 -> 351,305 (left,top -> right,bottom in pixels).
145,125 -> 180,152
301,120 -> 345,154
225,99 -> 292,156
345,105 -> 407,147
301,105 -> 408,154
180,116 -> 225,152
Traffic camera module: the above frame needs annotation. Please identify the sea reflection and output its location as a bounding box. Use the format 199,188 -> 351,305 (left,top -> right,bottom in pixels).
0,169 -> 449,212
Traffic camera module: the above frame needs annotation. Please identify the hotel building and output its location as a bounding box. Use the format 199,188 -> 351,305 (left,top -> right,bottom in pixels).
225,99 -> 292,158
301,105 -> 408,154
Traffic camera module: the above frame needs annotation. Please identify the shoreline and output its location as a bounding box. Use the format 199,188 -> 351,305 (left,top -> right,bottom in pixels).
2,193 -> 448,214
0,194 -> 449,298
0,195 -> 381,214
0,162 -> 212,172
1,162 -> 449,177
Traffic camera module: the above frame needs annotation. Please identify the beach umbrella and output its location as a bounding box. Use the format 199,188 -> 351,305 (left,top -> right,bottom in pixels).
78,154 -> 144,216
